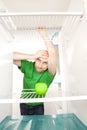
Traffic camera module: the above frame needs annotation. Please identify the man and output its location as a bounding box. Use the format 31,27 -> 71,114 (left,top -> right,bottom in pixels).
13,28 -> 57,115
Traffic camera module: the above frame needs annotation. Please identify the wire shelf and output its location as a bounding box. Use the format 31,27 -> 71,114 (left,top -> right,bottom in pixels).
21,89 -> 45,99
0,12 -> 83,41
0,12 -> 83,30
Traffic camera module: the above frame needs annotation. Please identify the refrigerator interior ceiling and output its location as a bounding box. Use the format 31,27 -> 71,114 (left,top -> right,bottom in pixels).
0,12 -> 83,31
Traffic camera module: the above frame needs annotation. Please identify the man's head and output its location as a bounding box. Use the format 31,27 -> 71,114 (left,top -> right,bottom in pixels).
35,50 -> 49,73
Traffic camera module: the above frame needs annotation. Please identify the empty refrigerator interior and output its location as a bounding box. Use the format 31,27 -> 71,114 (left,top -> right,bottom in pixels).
0,0 -> 87,129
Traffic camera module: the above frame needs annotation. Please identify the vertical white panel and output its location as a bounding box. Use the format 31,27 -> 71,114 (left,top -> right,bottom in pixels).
0,25 -> 13,120
61,17 -> 87,126
0,44 -> 13,99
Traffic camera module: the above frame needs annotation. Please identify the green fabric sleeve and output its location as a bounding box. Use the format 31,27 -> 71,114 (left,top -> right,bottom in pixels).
18,60 -> 31,73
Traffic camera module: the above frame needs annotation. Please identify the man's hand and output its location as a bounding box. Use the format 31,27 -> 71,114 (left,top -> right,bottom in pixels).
34,50 -> 49,62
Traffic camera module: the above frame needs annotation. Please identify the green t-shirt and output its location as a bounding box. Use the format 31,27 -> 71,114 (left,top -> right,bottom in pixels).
19,60 -> 54,106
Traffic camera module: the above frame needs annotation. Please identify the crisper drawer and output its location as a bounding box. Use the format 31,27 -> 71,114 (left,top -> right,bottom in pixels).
0,114 -> 87,130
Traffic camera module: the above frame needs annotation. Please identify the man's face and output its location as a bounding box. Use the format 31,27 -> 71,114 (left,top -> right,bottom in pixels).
35,58 -> 48,72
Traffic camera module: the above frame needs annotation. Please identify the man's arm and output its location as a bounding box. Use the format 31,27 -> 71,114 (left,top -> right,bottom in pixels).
38,28 -> 58,76
13,50 -> 48,66
13,52 -> 35,66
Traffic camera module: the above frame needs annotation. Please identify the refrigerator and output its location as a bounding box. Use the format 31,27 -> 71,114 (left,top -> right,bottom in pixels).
0,0 -> 87,129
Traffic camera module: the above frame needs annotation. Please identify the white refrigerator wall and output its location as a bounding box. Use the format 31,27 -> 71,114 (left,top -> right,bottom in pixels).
67,0 -> 84,12
63,0 -> 87,126
0,25 -> 13,121
61,17 -> 87,126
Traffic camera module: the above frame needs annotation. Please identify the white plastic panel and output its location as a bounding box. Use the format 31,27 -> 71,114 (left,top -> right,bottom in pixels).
0,27 -> 13,121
